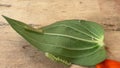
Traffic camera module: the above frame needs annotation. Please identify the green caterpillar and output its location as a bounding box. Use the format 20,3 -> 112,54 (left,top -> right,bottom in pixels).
24,26 -> 43,34
24,25 -> 71,65
45,52 -> 71,65
3,16 -> 107,66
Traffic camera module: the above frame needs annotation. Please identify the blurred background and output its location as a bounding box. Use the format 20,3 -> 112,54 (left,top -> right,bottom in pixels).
0,0 -> 120,68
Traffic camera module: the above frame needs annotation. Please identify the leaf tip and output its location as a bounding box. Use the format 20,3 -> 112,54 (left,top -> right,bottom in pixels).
2,15 -> 12,23
2,15 -> 8,19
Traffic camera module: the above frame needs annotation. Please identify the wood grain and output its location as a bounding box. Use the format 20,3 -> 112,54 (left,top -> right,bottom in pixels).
0,0 -> 120,68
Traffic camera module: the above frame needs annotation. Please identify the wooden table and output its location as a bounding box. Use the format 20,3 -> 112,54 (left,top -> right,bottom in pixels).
0,0 -> 120,68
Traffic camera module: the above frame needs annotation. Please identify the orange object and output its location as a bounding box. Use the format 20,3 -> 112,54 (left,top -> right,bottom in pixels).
96,59 -> 120,68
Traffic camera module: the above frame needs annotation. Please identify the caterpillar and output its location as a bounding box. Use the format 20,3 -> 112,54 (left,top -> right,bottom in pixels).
24,26 -> 43,34
45,52 -> 71,65
3,16 -> 106,66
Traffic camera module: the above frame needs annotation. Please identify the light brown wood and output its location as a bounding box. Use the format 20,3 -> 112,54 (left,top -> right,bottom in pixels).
0,0 -> 120,68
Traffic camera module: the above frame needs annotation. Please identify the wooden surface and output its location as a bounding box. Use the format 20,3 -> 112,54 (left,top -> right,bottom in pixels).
0,0 -> 120,68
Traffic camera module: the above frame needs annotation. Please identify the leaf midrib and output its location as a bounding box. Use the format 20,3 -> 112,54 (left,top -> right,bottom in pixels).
9,20 -> 103,50
43,24 -> 99,41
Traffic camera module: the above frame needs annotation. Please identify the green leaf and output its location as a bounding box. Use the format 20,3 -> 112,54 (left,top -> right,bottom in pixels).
3,15 -> 107,66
